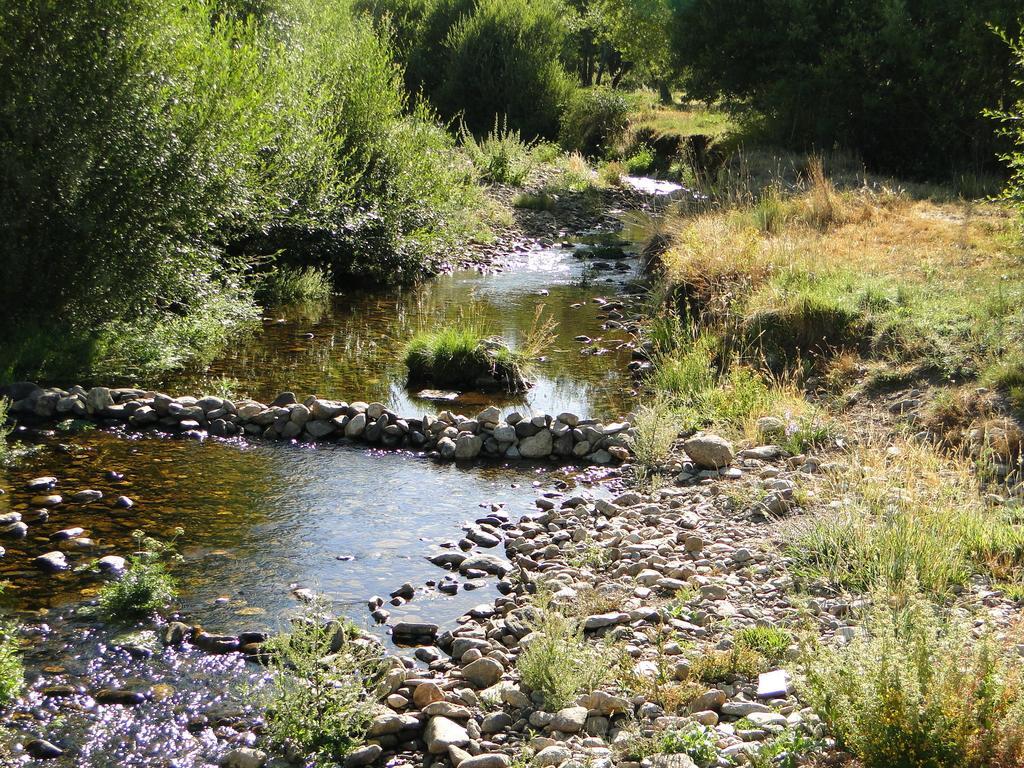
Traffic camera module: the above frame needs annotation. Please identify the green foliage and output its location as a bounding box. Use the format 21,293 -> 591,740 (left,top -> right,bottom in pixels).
656,723 -> 718,767
263,600 -> 388,761
624,146 -> 656,175
691,646 -> 769,682
0,0 -> 487,379
255,266 -> 333,306
438,0 -> 574,139
517,604 -> 615,709
0,399 -> 11,465
461,118 -> 536,185
734,626 -> 791,665
559,87 -> 630,156
98,530 -> 180,622
802,596 -> 1024,768
0,585 -> 23,707
992,30 -> 1024,223
668,0 -> 1021,175
627,397 -> 680,484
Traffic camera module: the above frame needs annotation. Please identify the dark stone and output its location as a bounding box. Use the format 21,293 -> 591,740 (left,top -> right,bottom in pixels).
270,391 -> 296,407
25,739 -> 63,760
94,688 -> 146,706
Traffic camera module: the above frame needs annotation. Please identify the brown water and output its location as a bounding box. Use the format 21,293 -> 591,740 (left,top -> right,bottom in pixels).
165,239 -> 645,421
0,223 -> 653,767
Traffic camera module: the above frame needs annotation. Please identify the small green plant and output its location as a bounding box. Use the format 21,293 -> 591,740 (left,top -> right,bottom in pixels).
748,728 -> 823,768
461,116 -> 536,185
263,600 -> 388,761
666,586 -> 700,619
98,529 -> 181,621
0,398 -> 11,465
802,594 -> 1024,768
559,87 -> 629,156
691,646 -> 768,682
628,397 -> 680,485
256,266 -> 332,306
517,603 -> 615,710
780,416 -> 834,455
0,586 -> 23,705
624,146 -> 656,175
657,723 -> 718,767
734,626 -> 791,665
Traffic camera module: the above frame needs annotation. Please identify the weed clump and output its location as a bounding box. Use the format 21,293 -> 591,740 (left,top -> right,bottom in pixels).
255,266 -> 332,306
802,595 -> 1024,768
0,586 -> 22,706
517,604 -> 615,710
462,118 -> 535,185
98,530 -> 180,622
263,600 -> 388,761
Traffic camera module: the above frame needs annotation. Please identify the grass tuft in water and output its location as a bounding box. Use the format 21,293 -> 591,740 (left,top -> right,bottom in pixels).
256,266 -> 332,306
404,308 -> 555,391
0,586 -> 22,706
98,530 -> 180,622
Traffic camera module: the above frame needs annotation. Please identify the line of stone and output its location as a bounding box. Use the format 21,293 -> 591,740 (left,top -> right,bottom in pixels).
5,384 -> 633,464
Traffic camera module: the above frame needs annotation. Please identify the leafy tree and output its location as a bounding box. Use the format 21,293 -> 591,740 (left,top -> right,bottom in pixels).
667,0 -> 1022,175
593,0 -> 674,96
991,28 -> 1024,215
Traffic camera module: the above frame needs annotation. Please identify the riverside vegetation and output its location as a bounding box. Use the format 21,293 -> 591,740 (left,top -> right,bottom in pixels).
2,2 -> 1024,768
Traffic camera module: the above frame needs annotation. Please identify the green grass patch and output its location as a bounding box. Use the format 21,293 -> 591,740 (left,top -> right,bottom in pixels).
256,266 -> 332,306
788,441 -> 1024,596
0,585 -> 22,706
404,309 -> 554,391
632,103 -> 736,141
461,117 -> 535,185
513,191 -> 556,211
734,626 -> 791,665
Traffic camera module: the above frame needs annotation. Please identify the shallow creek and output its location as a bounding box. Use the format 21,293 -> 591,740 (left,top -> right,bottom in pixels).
0,209 -> 676,766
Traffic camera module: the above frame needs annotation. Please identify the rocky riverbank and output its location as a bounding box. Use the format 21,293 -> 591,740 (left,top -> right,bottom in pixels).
2,384 -> 632,466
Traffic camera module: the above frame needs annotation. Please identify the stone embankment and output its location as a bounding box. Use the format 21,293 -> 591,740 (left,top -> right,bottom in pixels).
3,383 -> 632,465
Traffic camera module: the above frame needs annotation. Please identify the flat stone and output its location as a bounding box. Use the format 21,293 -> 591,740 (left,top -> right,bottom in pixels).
549,706 -> 587,733
344,745 -> 382,768
533,745 -> 571,768
425,716 -> 469,754
460,755 -> 511,768
221,747 -> 267,768
462,657 -> 503,688
25,739 -> 64,760
35,551 -> 68,572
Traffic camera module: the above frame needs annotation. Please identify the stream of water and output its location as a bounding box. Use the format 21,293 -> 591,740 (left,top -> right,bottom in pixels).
0,201 -> 680,766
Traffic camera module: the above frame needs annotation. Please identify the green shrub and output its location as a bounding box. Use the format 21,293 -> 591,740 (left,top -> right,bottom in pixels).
992,31 -> 1024,220
559,87 -> 630,156
691,646 -> 768,682
734,626 -> 791,665
263,600 -> 388,761
517,605 -> 615,710
98,530 -> 180,621
255,266 -> 333,306
461,118 -> 536,185
0,0 -> 488,379
802,595 -> 1024,768
656,724 -> 718,767
437,0 -> 574,140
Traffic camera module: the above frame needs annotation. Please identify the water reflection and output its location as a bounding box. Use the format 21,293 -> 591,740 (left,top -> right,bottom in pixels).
164,245 -> 642,420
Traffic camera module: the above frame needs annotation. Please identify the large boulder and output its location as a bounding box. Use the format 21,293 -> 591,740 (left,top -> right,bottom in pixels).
683,433 -> 734,469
